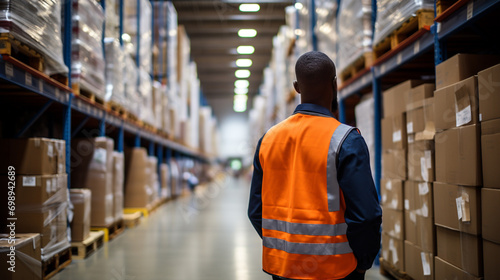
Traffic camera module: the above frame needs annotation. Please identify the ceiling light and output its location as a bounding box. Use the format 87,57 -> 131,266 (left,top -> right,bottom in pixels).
237,45 -> 255,54
234,95 -> 248,113
294,2 -> 303,10
238,29 -> 257,38
235,69 -> 251,78
234,87 -> 248,95
234,95 -> 248,102
239,4 -> 260,12
233,103 -> 247,112
236,59 -> 252,67
235,80 -> 249,88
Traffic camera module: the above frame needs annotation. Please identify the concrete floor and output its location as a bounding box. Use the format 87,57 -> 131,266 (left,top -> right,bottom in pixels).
54,176 -> 389,280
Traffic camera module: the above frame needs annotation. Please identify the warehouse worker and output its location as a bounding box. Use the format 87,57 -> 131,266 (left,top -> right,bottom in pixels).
248,51 -> 382,280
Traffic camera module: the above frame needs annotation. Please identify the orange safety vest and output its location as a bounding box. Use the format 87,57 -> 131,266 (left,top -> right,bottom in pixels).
259,111 -> 357,280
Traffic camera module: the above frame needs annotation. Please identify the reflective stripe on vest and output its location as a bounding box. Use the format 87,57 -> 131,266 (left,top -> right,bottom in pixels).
263,237 -> 353,256
263,218 -> 348,236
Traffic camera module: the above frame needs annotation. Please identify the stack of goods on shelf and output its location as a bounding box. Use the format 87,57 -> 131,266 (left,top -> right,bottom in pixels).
148,156 -> 161,208
169,159 -> 182,197
123,54 -> 140,118
294,0 -> 313,55
381,80 -> 425,273
176,26 -> 193,143
166,1 -> 178,102
71,137 -> 115,228
0,0 -> 68,75
69,189 -> 91,242
0,138 -> 70,258
153,1 -> 168,81
433,54 -> 500,279
124,0 -> 152,73
104,38 -> 126,106
152,80 -> 165,131
112,152 -> 124,223
355,94 -> 375,177
160,163 -> 171,200
249,96 -> 267,146
104,0 -> 120,40
199,107 -> 217,155
71,0 -> 106,98
314,0 -> 339,65
0,233 -> 41,278
337,0 -> 372,82
124,147 -> 153,208
138,68 -> 154,125
272,25 -> 294,122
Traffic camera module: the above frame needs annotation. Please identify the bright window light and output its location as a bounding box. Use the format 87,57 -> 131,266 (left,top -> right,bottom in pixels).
295,2 -> 304,10
237,45 -> 255,54
238,29 -> 257,38
235,69 -> 251,78
235,80 -> 249,88
236,59 -> 252,67
239,4 -> 260,12
234,87 -> 248,95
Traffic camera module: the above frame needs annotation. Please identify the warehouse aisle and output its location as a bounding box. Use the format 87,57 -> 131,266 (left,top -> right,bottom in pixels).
54,176 -> 386,280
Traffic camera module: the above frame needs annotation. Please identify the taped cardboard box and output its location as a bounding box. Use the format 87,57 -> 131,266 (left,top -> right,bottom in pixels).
0,233 -> 41,280
383,80 -> 424,117
481,118 -> 500,188
436,226 -> 482,277
382,206 -> 404,240
112,152 -> 124,222
408,141 -> 434,182
404,241 -> 433,280
0,138 -> 65,175
483,239 -> 500,280
124,147 -> 152,208
407,83 -> 435,112
3,174 -> 66,206
382,232 -> 405,272
435,124 -> 482,187
70,189 -> 91,242
382,149 -> 407,180
382,114 -> 407,151
478,63 -> 500,122
433,182 -> 481,235
434,76 -> 479,132
435,256 -> 481,280
404,181 -> 434,253
481,188 -> 500,244
380,178 -> 403,210
435,53 -> 500,90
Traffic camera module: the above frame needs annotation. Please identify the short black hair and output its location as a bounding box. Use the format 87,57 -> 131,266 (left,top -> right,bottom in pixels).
295,51 -> 336,86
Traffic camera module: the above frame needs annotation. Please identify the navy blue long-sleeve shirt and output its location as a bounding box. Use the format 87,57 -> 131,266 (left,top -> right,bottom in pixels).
248,103 -> 382,270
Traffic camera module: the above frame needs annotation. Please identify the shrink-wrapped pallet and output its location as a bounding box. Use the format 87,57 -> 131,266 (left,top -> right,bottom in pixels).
124,0 -> 152,72
104,38 -> 125,104
123,54 -> 140,117
315,0 -> 339,65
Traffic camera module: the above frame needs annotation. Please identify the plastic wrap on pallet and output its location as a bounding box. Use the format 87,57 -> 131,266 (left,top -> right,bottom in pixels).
0,0 -> 68,75
355,94 -> 375,177
123,54 -> 140,117
373,0 -> 434,46
138,68 -> 153,124
124,0 -> 152,72
153,2 -> 168,78
337,0 -> 373,74
166,1 -> 178,86
315,0 -> 339,65
105,0 -> 120,39
295,0 -> 314,55
104,38 -> 125,104
152,81 -> 164,129
71,0 -> 106,98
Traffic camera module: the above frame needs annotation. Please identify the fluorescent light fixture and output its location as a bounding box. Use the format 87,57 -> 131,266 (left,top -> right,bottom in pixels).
294,2 -> 303,10
235,80 -> 249,88
234,94 -> 248,102
238,29 -> 257,38
239,4 -> 260,12
234,94 -> 248,112
236,59 -> 252,67
234,87 -> 248,95
237,45 -> 255,54
233,103 -> 247,112
235,69 -> 251,78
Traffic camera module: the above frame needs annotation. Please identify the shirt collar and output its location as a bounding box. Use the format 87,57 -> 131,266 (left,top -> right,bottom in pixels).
293,103 -> 334,118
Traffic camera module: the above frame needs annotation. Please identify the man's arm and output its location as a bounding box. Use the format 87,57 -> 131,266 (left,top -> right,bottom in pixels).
248,137 -> 264,238
338,131 -> 382,271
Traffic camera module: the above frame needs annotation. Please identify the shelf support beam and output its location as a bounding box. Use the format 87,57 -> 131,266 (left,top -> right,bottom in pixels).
372,68 -> 381,198
71,116 -> 90,138
63,94 -> 73,189
15,100 -> 54,138
118,123 -> 124,152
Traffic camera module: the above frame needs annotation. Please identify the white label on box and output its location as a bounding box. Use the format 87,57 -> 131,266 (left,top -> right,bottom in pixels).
22,177 -> 36,187
461,193 -> 470,222
480,113 -> 482,122
421,157 -> 429,182
456,105 -> 472,127
414,40 -> 420,54
405,199 -> 410,210
382,249 -> 389,261
467,1 -> 474,20
425,150 -> 432,168
46,179 -> 51,193
392,130 -> 402,143
5,62 -> 13,77
407,122 -> 414,133
421,252 -> 431,276
382,194 -> 387,204
395,222 -> 401,235
52,178 -> 57,192
93,148 -> 107,165
391,198 -> 398,209
419,182 -> 429,195
25,72 -> 32,86
410,211 -> 417,223
456,197 -> 463,220
47,143 -> 54,157
386,180 -> 392,190
421,203 -> 429,218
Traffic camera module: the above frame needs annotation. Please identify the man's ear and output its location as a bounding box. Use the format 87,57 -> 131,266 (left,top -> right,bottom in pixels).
293,81 -> 300,94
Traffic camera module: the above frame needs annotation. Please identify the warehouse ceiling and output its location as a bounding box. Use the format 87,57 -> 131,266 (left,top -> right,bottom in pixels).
172,0 -> 293,121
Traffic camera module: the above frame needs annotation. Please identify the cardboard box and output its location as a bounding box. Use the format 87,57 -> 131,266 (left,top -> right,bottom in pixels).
436,226 -> 482,277
0,233 -> 41,280
382,114 -> 407,151
382,149 -> 407,180
435,124 -> 482,186
160,163 -> 171,199
1,174 -> 65,206
404,181 -> 434,252
382,232 -> 405,271
0,138 -> 65,175
408,141 -> 434,182
483,239 -> 500,280
404,241 -> 433,280
112,152 -> 124,222
381,178 -> 404,210
406,106 -> 425,136
382,206 -> 404,240
383,80 -> 424,117
478,63 -> 500,122
481,118 -> 500,188
407,83 -> 435,111
435,53 -> 500,90
433,182 -> 481,235
481,188 -> 500,244
125,147 -> 152,208
70,189 -> 91,242
435,256 -> 481,280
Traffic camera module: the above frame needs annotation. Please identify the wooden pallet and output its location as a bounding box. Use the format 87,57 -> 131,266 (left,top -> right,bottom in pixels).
109,101 -> 126,116
70,230 -> 105,260
124,207 -> 150,218
437,0 -> 461,16
91,219 -> 124,242
339,52 -> 373,83
123,211 -> 142,228
42,246 -> 72,280
379,258 -> 412,280
73,84 -> 109,109
373,10 -> 434,60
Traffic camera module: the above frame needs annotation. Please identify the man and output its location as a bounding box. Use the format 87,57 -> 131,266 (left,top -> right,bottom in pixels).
248,51 -> 382,280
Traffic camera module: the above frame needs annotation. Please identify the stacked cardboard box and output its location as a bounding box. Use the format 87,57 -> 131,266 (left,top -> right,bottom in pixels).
124,147 -> 153,208
433,55 -> 500,279
148,156 -> 161,207
112,152 -> 124,223
69,189 -> 91,242
0,138 -> 69,257
478,63 -> 500,280
72,137 -> 115,228
0,233 -> 41,279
